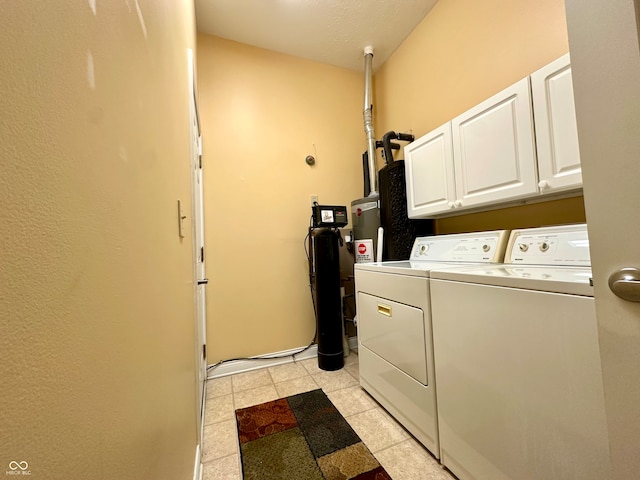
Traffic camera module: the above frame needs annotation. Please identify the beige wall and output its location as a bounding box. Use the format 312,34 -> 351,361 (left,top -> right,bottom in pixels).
375,0 -> 585,232
197,35 -> 364,362
0,2 -> 199,479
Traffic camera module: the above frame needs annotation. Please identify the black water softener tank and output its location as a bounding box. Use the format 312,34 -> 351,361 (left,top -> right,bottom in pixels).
311,228 -> 344,371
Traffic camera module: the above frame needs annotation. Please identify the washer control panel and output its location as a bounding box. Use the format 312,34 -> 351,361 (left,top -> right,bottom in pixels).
506,224 -> 590,266
410,230 -> 510,263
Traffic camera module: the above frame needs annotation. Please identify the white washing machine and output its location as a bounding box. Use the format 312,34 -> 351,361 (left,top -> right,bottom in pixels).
430,224 -> 611,480
354,230 -> 510,458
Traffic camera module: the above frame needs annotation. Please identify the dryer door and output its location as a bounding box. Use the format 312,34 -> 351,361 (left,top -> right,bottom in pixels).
358,292 -> 428,385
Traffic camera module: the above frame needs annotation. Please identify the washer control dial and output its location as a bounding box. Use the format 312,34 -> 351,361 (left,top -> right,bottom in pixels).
519,243 -> 529,252
539,242 -> 550,252
482,244 -> 491,252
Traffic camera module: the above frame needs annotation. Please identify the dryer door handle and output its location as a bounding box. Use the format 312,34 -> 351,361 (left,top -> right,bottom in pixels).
377,303 -> 392,317
609,268 -> 640,302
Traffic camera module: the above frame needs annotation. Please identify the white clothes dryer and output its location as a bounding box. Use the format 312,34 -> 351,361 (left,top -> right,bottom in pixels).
430,224 -> 611,480
354,230 -> 510,458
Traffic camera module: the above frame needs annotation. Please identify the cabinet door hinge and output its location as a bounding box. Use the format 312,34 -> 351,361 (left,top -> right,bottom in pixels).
202,344 -> 207,359
200,246 -> 204,262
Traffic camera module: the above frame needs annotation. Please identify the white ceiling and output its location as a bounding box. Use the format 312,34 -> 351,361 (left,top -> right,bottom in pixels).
195,0 -> 439,71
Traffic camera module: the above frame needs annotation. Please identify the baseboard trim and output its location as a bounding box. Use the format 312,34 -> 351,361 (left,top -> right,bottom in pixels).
207,337 -> 358,379
193,444 -> 202,480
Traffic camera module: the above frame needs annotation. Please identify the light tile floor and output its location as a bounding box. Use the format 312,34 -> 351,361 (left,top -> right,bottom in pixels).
202,350 -> 456,480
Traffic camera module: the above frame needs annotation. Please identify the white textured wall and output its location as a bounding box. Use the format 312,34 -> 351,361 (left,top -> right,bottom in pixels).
0,2 -> 198,479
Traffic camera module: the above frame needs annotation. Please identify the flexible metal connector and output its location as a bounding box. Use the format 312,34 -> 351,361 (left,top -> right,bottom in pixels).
363,46 -> 377,195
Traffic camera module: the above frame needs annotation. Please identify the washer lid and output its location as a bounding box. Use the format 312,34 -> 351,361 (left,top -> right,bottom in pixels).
431,264 -> 594,296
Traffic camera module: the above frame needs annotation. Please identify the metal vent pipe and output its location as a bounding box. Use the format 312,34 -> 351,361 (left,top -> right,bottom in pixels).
363,46 -> 377,195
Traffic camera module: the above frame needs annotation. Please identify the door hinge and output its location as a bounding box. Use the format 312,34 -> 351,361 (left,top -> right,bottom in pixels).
202,344 -> 207,359
198,155 -> 202,169
200,246 -> 204,262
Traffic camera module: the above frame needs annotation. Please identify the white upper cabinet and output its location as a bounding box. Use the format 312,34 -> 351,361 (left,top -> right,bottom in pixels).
405,55 -> 582,219
405,123 -> 455,218
451,78 -> 538,209
531,53 -> 582,193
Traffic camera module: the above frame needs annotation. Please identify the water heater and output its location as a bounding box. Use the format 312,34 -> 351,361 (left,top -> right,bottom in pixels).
351,194 -> 380,263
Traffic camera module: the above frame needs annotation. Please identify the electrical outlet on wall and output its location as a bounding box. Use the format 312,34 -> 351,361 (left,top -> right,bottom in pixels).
310,195 -> 319,206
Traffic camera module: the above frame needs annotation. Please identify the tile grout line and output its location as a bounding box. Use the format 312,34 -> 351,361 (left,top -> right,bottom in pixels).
265,365 -> 277,387
342,402 -> 379,420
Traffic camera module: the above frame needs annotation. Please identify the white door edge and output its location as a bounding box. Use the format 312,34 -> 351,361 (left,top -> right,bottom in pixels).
188,47 -> 207,453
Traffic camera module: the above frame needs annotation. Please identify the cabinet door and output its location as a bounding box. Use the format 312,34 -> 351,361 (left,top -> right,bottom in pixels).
531,54 -> 582,193
452,78 -> 538,208
404,122 -> 455,218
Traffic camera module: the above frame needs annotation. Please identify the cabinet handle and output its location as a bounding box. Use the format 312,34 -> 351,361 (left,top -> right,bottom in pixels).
538,180 -> 550,191
377,303 -> 392,317
448,202 -> 455,209
454,200 -> 462,208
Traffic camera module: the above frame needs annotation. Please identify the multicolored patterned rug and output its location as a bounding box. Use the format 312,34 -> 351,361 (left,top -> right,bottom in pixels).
235,388 -> 392,479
